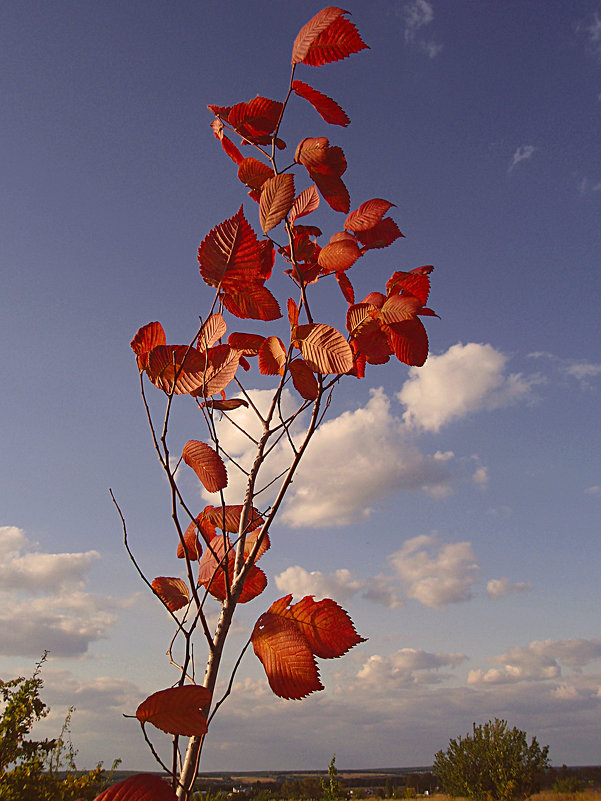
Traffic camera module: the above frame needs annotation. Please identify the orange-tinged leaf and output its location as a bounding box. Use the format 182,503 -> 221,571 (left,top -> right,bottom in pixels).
197,536 -> 267,603
356,217 -> 403,250
287,297 -> 299,328
258,336 -> 287,375
244,528 -> 271,561
238,157 -> 274,191
346,302 -> 378,334
386,318 -> 429,367
259,174 -> 295,233
182,440 -> 228,493
335,272 -> 355,304
227,332 -> 266,355
345,198 -> 394,232
292,7 -> 347,65
251,611 -> 323,699
289,358 -> 319,401
92,773 -> 178,801
288,185 -> 320,226
198,207 -> 272,290
136,685 -> 211,737
318,238 -> 361,273
222,284 -> 282,321
292,80 -> 350,126
205,504 -> 265,534
354,321 -> 392,365
295,323 -> 353,374
190,344 -> 240,398
151,577 -> 189,611
146,345 -> 208,395
177,522 -> 203,560
379,293 -> 423,325
130,322 -> 166,370
283,595 -> 366,659
360,291 -> 386,308
295,137 -> 329,169
197,314 -> 227,351
209,96 -> 283,145
219,134 -> 244,165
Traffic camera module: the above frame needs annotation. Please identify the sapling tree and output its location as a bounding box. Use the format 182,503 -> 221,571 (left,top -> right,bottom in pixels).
110,7 -> 439,801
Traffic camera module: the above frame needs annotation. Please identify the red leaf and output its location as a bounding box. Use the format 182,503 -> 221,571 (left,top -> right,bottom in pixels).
259,174 -> 295,233
386,318 -> 429,367
292,8 -> 368,67
345,198 -> 394,232
182,440 -> 228,493
287,297 -> 299,328
238,157 -> 274,191
308,167 -> 350,213
92,773 -> 178,801
346,302 -> 378,335
379,293 -> 423,326
295,137 -> 330,169
258,336 -> 287,375
190,344 -> 240,398
136,685 -> 211,737
317,237 -> 361,272
292,7 -> 347,65
288,185 -> 320,226
356,217 -> 403,250
283,595 -> 366,658
151,577 -> 189,611
289,358 -> 319,401
386,267 -> 433,304
199,397 -> 250,411
209,96 -> 283,145
251,611 -> 323,700
292,80 -> 350,126
222,284 -> 282,321
295,323 -> 353,374
197,313 -> 227,351
177,521 -> 204,560
335,272 -> 355,304
227,332 -> 266,355
219,134 -> 244,166
130,322 -> 166,370
205,504 -> 265,534
146,345 -> 208,395
198,207 -> 273,291
197,536 -> 267,603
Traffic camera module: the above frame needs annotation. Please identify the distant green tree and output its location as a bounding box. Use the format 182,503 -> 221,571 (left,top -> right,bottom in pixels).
322,756 -> 343,801
433,718 -> 550,801
0,655 -> 118,800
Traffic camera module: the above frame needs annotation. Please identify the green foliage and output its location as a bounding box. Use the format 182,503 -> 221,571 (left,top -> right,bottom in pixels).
433,718 -> 550,801
0,656 -> 118,800
321,755 -> 343,801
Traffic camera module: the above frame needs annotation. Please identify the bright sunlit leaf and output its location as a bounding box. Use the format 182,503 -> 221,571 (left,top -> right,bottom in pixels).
130,322 -> 166,370
259,174 -> 295,233
292,7 -> 368,67
197,314 -> 227,351
344,198 -> 394,232
151,577 -> 189,612
288,185 -> 320,226
295,323 -> 353,374
258,336 -> 287,375
146,345 -> 208,395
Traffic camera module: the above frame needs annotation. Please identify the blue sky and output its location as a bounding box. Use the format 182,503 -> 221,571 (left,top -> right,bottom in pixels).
1,0 -> 600,773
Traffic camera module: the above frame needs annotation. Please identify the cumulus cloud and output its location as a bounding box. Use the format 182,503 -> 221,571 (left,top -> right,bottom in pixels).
467,638 -> 601,684
0,525 -> 119,657
399,343 -> 536,432
389,534 -> 480,608
356,648 -> 466,687
486,577 -> 533,600
207,387 -> 459,528
509,145 -> 537,171
274,565 -> 404,609
402,0 -> 442,58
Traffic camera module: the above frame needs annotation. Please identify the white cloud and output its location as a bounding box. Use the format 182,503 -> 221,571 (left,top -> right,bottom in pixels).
389,534 -> 480,608
467,638 -> 601,684
0,525 -> 118,657
528,351 -> 601,385
584,485 -> 601,495
509,144 -> 537,171
274,565 -> 404,609
356,648 -> 466,687
402,0 -> 442,58
486,577 -> 532,600
398,343 -> 536,432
